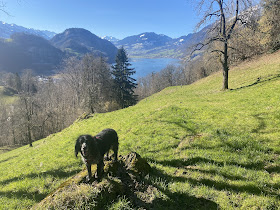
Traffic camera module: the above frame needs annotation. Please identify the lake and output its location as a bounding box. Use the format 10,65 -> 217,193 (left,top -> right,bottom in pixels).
129,58 -> 181,79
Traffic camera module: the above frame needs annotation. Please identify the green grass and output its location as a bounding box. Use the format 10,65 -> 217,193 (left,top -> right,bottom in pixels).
1,51 -> 280,209
0,86 -> 18,104
0,145 -> 22,155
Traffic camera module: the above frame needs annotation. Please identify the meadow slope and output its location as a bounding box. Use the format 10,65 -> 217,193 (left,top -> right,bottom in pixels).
0,51 -> 280,209
0,86 -> 17,104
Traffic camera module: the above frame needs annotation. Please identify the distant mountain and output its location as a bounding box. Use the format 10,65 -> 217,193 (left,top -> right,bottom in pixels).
175,26 -> 210,56
0,33 -> 64,75
51,28 -> 118,63
115,30 -> 208,58
0,21 -> 209,74
117,32 -> 172,53
102,36 -> 119,45
0,21 -> 56,40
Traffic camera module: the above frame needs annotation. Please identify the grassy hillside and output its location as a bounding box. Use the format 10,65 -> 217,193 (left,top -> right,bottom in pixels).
0,51 -> 280,209
0,86 -> 18,104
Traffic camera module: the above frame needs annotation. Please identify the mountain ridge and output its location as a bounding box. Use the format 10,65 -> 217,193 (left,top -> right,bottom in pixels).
0,21 -> 56,40
112,29 -> 208,58
0,22 -> 208,74
0,33 -> 64,75
50,28 -> 118,63
0,20 -> 207,60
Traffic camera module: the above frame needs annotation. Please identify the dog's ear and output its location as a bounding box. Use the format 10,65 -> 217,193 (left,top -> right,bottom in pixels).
75,137 -> 81,157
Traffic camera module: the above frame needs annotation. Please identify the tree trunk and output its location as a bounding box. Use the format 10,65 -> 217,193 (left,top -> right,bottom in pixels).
222,65 -> 229,90
222,42 -> 229,90
28,126 -> 33,147
23,96 -> 33,147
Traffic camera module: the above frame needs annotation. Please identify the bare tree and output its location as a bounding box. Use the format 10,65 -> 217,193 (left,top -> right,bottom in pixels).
0,1 -> 9,16
259,0 -> 280,51
18,70 -> 38,147
135,64 -> 187,100
61,55 -> 114,114
0,55 -> 117,146
60,57 -> 84,109
192,0 -> 253,90
81,55 -> 114,113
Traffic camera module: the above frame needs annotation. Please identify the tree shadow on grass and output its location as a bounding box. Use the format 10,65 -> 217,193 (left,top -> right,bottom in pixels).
0,166 -> 81,187
0,155 -> 19,164
251,113 -> 267,133
149,158 -> 280,198
175,173 -> 278,198
149,156 -> 265,171
265,165 -> 280,174
0,189 -> 47,203
178,174 -> 279,198
183,167 -> 247,181
147,167 -> 219,210
0,166 -> 82,206
214,129 -> 272,153
151,189 -> 218,210
231,74 -> 280,91
111,163 -> 218,209
158,119 -> 198,136
0,145 -> 22,154
146,144 -> 178,155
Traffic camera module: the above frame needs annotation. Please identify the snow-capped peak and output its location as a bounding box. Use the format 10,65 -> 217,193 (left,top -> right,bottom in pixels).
0,21 -> 56,40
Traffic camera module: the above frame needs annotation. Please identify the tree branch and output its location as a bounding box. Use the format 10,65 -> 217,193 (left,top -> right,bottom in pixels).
227,0 -> 239,40
0,1 -> 10,16
191,36 -> 225,56
210,49 -> 225,54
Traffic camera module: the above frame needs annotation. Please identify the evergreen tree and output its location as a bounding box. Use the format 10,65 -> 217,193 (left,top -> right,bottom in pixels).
112,47 -> 137,108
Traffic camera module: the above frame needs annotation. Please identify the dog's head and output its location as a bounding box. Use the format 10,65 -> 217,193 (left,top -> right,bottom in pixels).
75,135 -> 94,157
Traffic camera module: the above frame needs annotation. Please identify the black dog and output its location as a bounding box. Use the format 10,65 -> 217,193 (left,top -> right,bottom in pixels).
75,128 -> 119,182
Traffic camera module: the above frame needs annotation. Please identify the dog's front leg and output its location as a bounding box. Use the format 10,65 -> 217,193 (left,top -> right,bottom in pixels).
86,163 -> 92,182
95,160 -> 104,181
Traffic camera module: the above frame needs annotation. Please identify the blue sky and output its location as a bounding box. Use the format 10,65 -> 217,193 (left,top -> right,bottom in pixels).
1,0 -> 201,39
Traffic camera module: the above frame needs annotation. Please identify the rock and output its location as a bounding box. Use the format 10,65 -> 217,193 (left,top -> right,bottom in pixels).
32,152 -> 152,209
123,152 -> 151,176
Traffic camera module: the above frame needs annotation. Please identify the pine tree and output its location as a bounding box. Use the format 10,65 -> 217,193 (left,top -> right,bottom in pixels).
112,47 -> 137,108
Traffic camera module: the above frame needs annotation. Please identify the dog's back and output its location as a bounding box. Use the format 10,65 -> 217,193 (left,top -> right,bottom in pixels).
95,128 -> 118,157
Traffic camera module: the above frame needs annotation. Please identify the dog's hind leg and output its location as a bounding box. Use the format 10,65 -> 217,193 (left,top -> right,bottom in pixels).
113,143 -> 118,162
